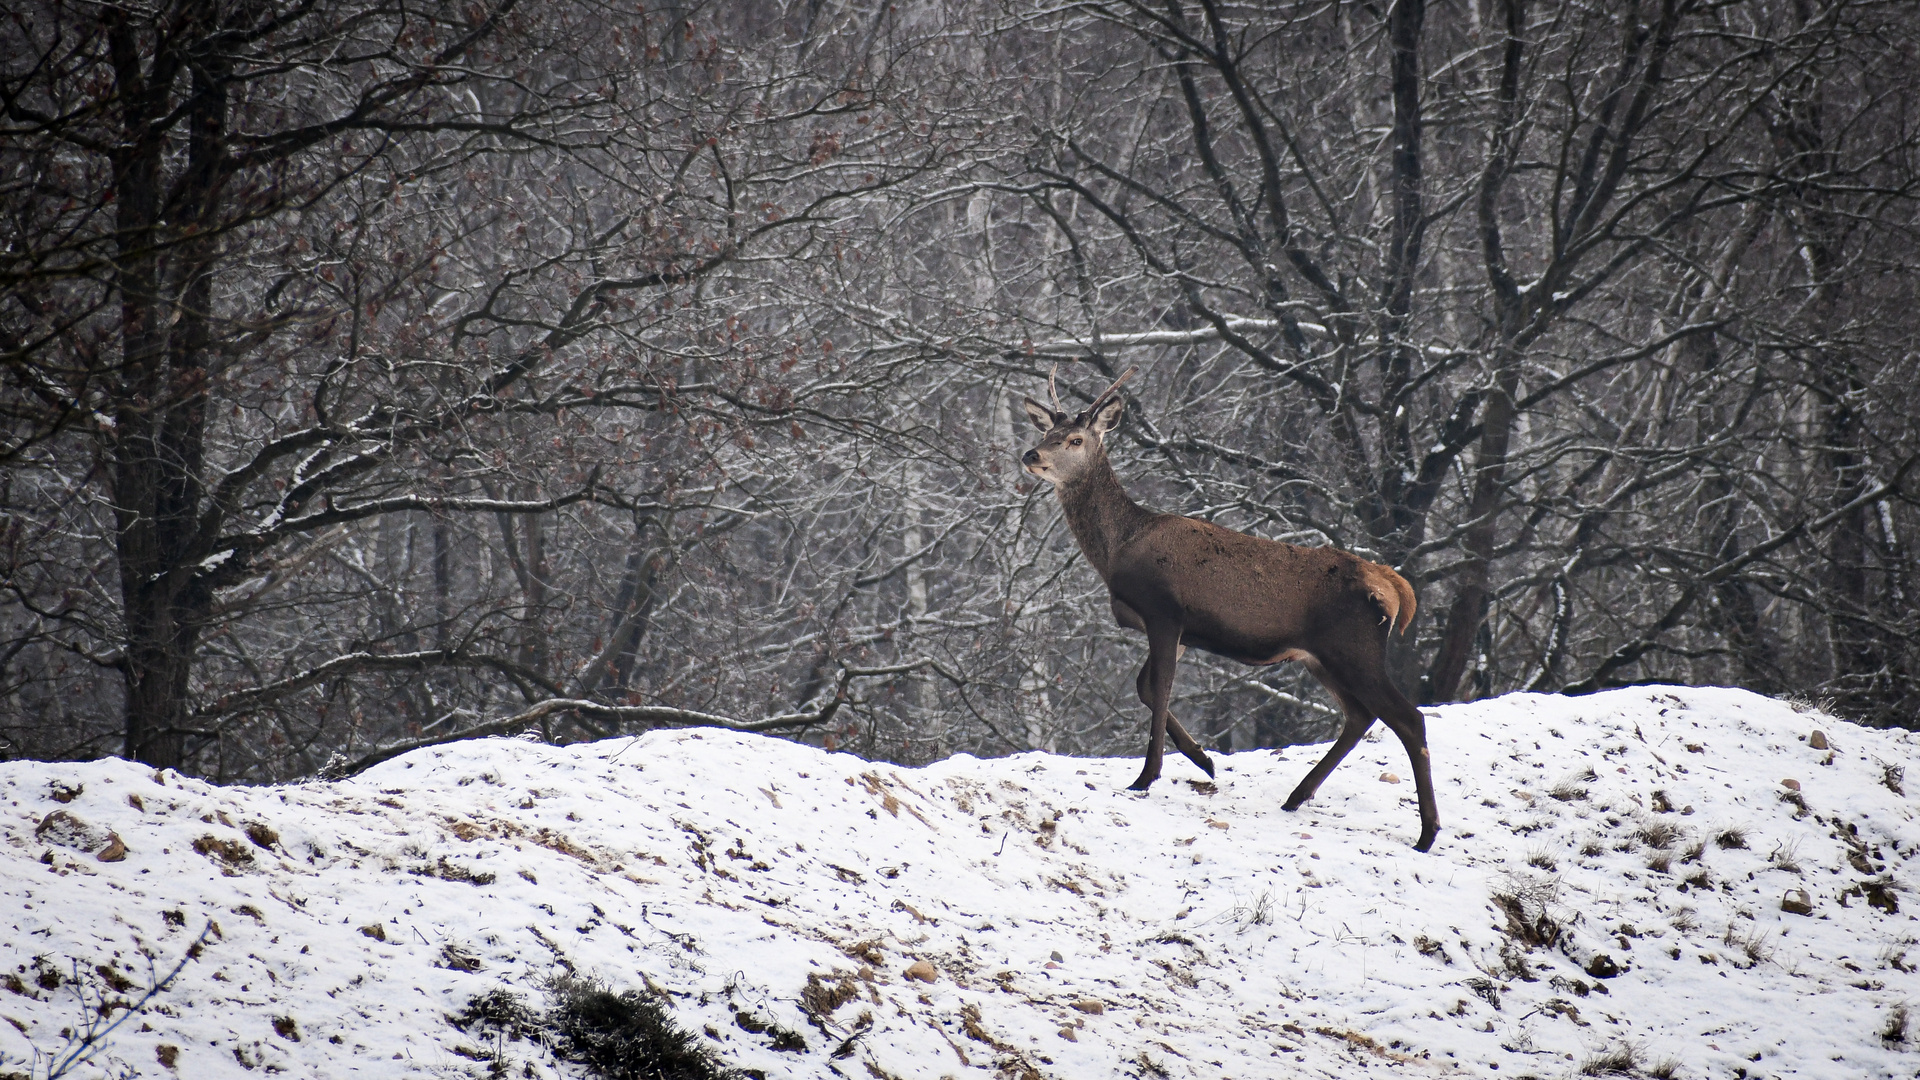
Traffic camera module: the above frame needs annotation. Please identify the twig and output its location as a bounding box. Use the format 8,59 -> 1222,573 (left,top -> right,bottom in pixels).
42,921 -> 214,1078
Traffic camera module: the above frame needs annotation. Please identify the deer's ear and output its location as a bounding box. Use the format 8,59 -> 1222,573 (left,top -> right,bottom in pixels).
1089,394 -> 1125,435
1022,396 -> 1059,432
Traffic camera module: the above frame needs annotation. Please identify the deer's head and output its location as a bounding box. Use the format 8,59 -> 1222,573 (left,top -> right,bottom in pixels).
1020,366 -> 1136,485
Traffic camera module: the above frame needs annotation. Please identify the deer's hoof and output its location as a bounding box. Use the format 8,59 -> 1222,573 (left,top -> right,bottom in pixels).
1194,754 -> 1216,779
1413,825 -> 1439,853
1126,774 -> 1157,792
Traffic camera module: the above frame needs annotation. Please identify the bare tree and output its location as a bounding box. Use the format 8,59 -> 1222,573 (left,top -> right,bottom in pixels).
4,0 -> 1917,780
0,0 -> 972,773
901,0 -> 1920,740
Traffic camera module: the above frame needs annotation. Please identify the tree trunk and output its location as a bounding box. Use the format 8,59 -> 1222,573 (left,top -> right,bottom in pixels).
119,594 -> 202,768
1822,377 -> 1888,709
1423,369 -> 1518,703
108,8 -> 225,768
433,516 -> 453,650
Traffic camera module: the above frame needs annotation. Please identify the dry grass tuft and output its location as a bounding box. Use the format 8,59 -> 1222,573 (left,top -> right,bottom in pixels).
1883,1002 -> 1910,1046
1714,827 -> 1746,850
800,972 -> 858,1020
1133,1050 -> 1171,1077
1578,1041 -> 1641,1075
1880,938 -> 1915,974
1783,692 -> 1833,715
191,834 -> 255,872
1224,889 -> 1275,932
1778,787 -> 1810,818
1879,759 -> 1906,797
1491,878 -> 1562,949
1549,773 -> 1594,802
1413,934 -> 1452,965
1720,920 -> 1771,967
1637,820 -> 1682,849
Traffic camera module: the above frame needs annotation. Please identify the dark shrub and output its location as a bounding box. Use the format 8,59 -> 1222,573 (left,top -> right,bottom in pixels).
549,976 -> 742,1080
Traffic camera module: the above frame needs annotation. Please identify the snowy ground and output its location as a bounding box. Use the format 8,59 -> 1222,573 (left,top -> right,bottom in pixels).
2,686 -> 1917,1079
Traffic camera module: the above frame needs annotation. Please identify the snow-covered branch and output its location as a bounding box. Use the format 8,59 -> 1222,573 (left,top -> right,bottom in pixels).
1022,315 -> 1312,356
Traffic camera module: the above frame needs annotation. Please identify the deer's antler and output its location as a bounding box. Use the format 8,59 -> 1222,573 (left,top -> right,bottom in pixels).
1085,365 -> 1138,416
1047,363 -> 1062,414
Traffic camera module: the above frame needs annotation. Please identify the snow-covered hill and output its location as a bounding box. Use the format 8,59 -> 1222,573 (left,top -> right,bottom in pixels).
3,686 -> 1916,1079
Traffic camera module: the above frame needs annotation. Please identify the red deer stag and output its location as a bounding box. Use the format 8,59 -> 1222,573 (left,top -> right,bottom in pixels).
1020,366 -> 1437,851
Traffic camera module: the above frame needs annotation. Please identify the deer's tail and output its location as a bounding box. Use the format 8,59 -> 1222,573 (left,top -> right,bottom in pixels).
1360,562 -> 1417,637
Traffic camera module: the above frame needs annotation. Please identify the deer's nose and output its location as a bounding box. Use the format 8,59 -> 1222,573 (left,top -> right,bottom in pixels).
1021,449 -> 1040,466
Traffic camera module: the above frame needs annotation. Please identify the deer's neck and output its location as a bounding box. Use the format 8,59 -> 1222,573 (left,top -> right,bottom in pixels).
1056,460 -> 1155,579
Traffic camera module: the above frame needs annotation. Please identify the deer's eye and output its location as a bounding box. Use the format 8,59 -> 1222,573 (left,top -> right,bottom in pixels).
1070,437 -> 1083,446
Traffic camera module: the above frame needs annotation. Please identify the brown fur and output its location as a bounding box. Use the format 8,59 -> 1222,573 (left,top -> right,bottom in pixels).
1020,372 -> 1440,851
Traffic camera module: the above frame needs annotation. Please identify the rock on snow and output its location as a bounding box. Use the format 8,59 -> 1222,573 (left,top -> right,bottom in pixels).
2,686 -> 1916,1078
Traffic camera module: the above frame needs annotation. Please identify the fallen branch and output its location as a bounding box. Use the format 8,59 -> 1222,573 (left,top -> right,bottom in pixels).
197,648 -> 564,721
319,660 -> 948,779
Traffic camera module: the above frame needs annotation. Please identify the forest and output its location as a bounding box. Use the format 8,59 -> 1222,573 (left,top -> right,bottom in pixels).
4,0 -> 1917,782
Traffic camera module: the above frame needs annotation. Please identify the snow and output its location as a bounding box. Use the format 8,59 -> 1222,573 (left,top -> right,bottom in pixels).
3,686 -> 1917,1079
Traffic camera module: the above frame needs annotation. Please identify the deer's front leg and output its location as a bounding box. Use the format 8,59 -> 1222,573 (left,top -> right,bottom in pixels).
1136,656 -> 1214,779
1127,623 -> 1184,791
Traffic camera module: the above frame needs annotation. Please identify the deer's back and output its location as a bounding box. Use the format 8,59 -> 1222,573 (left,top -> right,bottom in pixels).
1108,515 -> 1387,660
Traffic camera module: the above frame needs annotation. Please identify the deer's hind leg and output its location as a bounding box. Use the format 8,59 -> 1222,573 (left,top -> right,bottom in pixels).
1293,645 -> 1440,852
1349,676 -> 1439,852
1280,656 -> 1375,812
1136,654 -> 1216,779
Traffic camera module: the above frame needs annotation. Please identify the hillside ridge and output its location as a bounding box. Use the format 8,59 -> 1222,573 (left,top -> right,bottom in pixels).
2,686 -> 1916,1078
